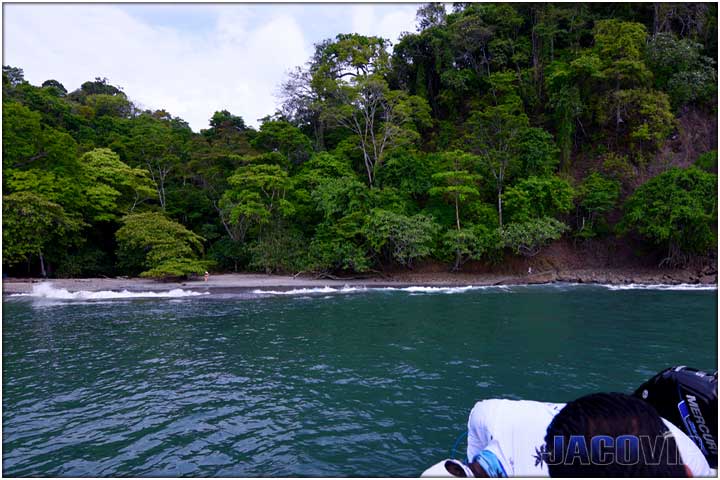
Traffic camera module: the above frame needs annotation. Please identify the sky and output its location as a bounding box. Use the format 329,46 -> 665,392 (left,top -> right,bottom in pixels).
3,3 -> 422,131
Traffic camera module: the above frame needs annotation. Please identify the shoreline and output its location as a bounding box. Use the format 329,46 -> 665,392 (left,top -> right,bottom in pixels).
2,268 -> 717,295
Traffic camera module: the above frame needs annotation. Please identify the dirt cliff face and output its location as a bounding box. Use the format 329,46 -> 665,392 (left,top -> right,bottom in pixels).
647,105 -> 718,180
541,104 -> 718,282
570,105 -> 717,184
382,236 -> 717,285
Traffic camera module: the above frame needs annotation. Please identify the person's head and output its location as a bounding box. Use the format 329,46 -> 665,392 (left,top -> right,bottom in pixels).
544,392 -> 688,477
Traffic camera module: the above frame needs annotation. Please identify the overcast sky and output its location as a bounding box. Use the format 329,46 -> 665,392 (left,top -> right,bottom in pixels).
3,3 -> 421,131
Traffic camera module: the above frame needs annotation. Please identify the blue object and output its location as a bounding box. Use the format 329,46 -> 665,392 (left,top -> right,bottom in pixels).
471,449 -> 508,477
449,430 -> 468,459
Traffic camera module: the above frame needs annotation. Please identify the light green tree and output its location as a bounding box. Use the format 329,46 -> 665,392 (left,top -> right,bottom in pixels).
575,172 -> 621,238
115,212 -> 208,278
3,192 -> 85,276
466,102 -> 528,227
363,209 -> 439,268
79,148 -> 156,221
218,162 -> 293,244
501,217 -> 568,257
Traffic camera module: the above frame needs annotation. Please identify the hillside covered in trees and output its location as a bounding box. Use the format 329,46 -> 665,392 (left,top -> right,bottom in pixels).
3,3 -> 718,279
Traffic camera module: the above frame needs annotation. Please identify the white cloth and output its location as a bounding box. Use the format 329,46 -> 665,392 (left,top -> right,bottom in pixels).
466,399 -> 712,477
421,459 -> 473,477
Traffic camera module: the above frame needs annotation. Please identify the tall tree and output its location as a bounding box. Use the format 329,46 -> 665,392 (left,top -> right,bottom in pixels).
125,114 -> 190,210
3,192 -> 84,277
218,161 -> 293,244
466,102 -> 528,227
323,75 -> 431,186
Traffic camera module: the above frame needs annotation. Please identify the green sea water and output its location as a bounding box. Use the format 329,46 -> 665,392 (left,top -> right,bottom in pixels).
2,283 -> 717,476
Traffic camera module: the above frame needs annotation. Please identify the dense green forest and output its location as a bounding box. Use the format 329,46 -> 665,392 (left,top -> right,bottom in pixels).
3,3 -> 718,278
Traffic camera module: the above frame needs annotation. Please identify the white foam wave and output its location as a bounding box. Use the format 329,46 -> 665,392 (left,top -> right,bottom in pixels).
10,282 -> 208,300
252,285 -> 366,295
252,284 -> 511,296
379,285 -> 506,294
599,283 -> 717,291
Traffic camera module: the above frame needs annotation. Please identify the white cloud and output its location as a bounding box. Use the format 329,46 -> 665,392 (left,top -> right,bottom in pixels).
349,4 -> 417,45
3,4 -> 420,132
3,4 -> 309,131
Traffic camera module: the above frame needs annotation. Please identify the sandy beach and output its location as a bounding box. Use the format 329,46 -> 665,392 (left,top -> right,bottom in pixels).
3,266 -> 717,295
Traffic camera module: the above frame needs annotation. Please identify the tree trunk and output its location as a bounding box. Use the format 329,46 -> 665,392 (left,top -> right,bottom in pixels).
653,3 -> 660,35
159,175 -> 167,211
453,250 -> 462,272
364,152 -> 374,187
39,252 -> 47,278
497,189 -> 503,228
455,197 -> 461,230
315,119 -> 325,151
531,8 -> 542,96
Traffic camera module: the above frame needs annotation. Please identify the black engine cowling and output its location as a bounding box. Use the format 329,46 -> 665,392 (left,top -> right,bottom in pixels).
633,366 -> 718,468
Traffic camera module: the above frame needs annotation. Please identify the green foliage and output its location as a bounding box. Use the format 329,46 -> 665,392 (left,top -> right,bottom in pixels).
305,174 -> 371,273
312,176 -> 367,220
252,120 -> 312,165
123,114 -> 189,210
428,151 -> 482,229
501,217 -> 569,257
41,79 -> 67,96
575,173 -> 621,238
466,102 -> 529,226
207,237 -> 249,272
322,74 -> 431,185
307,229 -> 370,273
3,192 -> 85,272
593,20 -> 651,88
84,94 -> 132,118
594,20 -> 647,63
3,102 -> 79,172
208,110 -> 247,133
503,176 -> 574,223
70,77 -> 125,99
55,246 -> 114,278
695,150 -> 717,173
376,150 -> 439,197
599,88 -> 675,154
141,259 -> 211,279
429,170 -> 482,208
2,4 -> 717,277
79,148 -> 156,221
4,168 -> 84,216
363,209 -> 439,267
516,128 -> 560,177
219,162 -> 293,243
3,102 -> 43,168
646,33 -> 717,108
440,225 -> 500,271
248,225 -> 308,274
621,167 -> 717,265
3,65 -> 25,87
115,212 -> 207,278
601,153 -> 636,188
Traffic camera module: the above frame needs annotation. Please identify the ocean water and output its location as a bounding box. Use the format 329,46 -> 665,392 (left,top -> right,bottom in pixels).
3,282 -> 717,476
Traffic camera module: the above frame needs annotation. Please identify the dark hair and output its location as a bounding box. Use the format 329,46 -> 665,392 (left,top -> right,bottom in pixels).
544,392 -> 688,477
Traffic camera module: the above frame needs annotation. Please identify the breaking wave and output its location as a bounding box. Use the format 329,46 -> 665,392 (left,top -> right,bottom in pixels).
252,286 -> 367,295
379,285 -> 509,294
252,284 -> 511,296
10,282 -> 208,300
598,283 -> 717,291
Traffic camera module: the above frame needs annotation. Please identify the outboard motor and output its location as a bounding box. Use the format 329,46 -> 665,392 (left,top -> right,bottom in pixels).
633,366 -> 718,468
